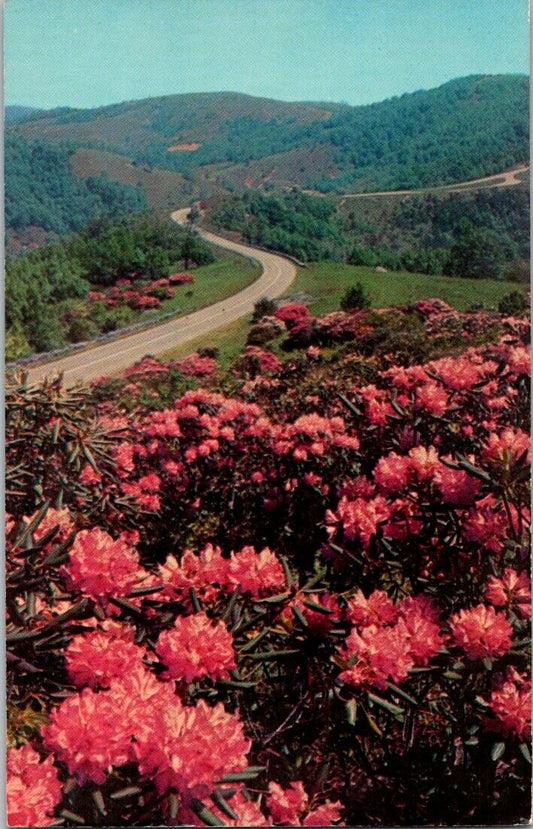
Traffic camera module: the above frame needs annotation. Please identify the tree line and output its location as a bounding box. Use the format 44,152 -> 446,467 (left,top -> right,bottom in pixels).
6,214 -> 215,359
210,185 -> 529,281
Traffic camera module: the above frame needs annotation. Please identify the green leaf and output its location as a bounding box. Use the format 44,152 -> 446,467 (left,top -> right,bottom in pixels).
337,392 -> 362,418
15,500 -> 50,547
519,743 -> 531,764
217,678 -> 258,689
239,627 -> 270,653
222,586 -> 241,621
491,742 -> 506,762
189,587 -> 202,612
291,605 -> 309,629
302,599 -> 333,615
280,555 -> 295,587
249,649 -> 300,661
346,698 -> 357,726
110,786 -> 143,800
254,591 -> 291,604
368,691 -> 404,716
92,790 -> 107,816
387,682 -> 418,706
218,767 -> 265,783
364,708 -> 383,736
212,790 -> 239,821
59,809 -> 85,824
191,797 -> 227,826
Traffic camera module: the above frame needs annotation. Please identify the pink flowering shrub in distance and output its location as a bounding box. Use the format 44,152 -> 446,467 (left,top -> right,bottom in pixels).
5,299 -> 530,826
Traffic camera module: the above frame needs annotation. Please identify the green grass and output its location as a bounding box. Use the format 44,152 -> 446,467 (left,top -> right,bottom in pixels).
152,259 -> 527,372
152,251 -> 260,317
160,315 -> 252,370
290,263 -> 528,314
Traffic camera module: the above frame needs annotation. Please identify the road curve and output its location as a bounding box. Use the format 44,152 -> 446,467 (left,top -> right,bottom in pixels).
339,164 -> 530,203
22,208 -> 297,387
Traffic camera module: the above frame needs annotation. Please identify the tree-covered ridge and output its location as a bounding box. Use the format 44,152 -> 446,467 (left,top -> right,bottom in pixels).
311,74 -> 529,191
5,214 -> 214,358
211,190 -> 346,261
5,134 -> 148,238
8,75 -> 529,195
209,183 -> 529,279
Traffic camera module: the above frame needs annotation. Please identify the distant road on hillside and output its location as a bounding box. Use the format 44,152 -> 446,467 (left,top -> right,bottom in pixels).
22,208 -> 296,388
338,164 -> 530,203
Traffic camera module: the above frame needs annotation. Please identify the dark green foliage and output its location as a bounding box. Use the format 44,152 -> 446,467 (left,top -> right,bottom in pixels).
5,133 -> 147,237
5,214 -> 215,358
446,227 -> 507,280
211,184 -> 528,278
211,190 -> 346,261
340,282 -> 371,311
498,290 -> 529,315
252,297 -> 277,321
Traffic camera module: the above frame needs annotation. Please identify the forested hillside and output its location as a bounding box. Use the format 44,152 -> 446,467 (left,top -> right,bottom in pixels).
8,75 -> 529,202
209,183 -> 530,278
5,214 -> 215,358
5,134 -> 147,248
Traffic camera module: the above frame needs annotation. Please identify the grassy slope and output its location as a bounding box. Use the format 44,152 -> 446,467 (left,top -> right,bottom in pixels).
158,261 -> 526,373
160,316 -> 251,367
156,252 -> 260,317
292,263 -> 528,314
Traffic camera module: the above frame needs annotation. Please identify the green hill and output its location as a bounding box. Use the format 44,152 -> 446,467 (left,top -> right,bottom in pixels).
8,74 -> 529,199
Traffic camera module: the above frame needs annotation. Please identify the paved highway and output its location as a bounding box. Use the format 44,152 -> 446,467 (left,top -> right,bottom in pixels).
22,208 -> 297,387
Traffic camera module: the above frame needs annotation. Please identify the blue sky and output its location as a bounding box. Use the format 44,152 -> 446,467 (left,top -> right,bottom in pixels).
5,0 -> 530,110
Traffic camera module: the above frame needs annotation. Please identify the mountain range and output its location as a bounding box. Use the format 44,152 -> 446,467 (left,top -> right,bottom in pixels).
7,74 -> 529,198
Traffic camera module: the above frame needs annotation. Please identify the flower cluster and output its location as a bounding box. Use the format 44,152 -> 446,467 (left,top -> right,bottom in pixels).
7,744 -> 63,827
6,298 -> 530,826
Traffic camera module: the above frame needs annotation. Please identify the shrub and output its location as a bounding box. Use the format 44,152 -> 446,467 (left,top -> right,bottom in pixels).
252,296 -> 277,321
340,282 -> 371,311
498,290 -> 528,316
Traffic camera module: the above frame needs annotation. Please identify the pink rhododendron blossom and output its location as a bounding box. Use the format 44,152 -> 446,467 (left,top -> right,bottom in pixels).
434,460 -> 480,506
327,494 -> 389,548
268,780 -> 343,825
485,668 -> 531,741
43,685 -> 135,784
408,445 -> 440,483
65,622 -> 146,688
268,781 -> 308,825
373,452 -> 411,494
340,592 -> 443,689
156,612 -> 236,683
44,664 -> 251,798
485,569 -> 531,618
79,463 -> 102,484
159,545 -> 227,605
7,743 -> 63,827
63,527 -> 149,608
450,604 -> 513,660
340,623 -> 416,689
413,382 -> 449,416
482,427 -> 530,466
346,589 -> 399,628
172,352 -> 218,377
226,545 -> 286,596
462,495 -> 513,554
146,698 -> 252,798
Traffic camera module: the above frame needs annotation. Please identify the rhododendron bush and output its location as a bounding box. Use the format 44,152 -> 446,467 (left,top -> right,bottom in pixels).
5,300 -> 530,826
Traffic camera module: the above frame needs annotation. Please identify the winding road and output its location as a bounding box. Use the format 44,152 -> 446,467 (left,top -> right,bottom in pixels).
339,164 -> 529,203
22,208 -> 297,387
